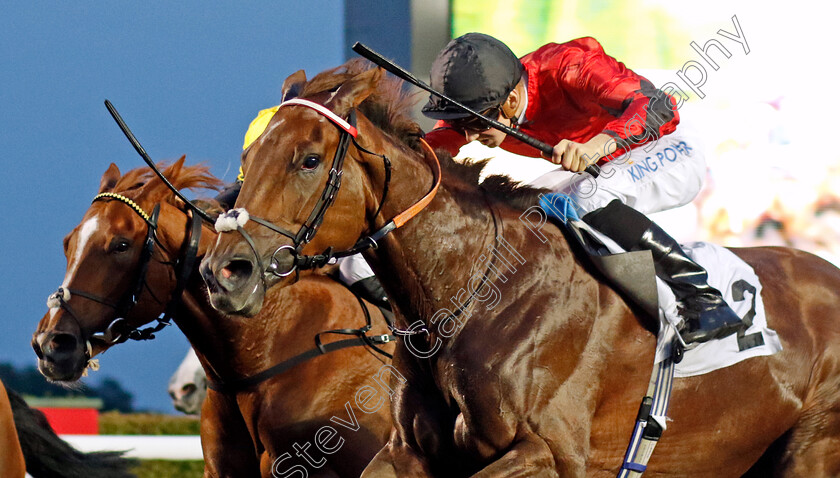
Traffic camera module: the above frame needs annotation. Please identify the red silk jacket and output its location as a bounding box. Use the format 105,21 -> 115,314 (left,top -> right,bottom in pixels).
424,37 -> 680,162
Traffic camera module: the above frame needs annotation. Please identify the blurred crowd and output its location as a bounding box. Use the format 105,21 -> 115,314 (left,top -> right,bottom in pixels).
454,92 -> 840,267
691,95 -> 840,266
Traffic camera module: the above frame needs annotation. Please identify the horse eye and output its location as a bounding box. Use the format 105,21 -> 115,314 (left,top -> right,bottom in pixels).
112,239 -> 131,253
302,154 -> 321,170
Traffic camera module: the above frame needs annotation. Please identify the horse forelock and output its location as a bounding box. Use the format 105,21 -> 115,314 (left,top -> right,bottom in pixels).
108,162 -> 223,212
110,168 -> 154,193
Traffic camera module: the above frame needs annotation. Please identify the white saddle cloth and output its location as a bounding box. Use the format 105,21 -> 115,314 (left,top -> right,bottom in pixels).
574,220 -> 783,377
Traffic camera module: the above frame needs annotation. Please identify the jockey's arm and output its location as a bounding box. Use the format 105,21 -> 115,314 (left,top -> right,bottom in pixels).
548,42 -> 680,172
546,133 -> 617,172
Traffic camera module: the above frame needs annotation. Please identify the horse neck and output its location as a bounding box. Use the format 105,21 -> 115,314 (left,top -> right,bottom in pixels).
155,204 -> 275,382
358,125 -> 574,330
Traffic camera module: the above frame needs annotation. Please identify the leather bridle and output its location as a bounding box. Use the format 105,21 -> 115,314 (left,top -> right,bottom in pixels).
91,98 -> 436,393
45,193 -> 202,357
215,98 -> 441,285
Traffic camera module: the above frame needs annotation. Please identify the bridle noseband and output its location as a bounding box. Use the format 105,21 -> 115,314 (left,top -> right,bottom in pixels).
46,193 -> 202,355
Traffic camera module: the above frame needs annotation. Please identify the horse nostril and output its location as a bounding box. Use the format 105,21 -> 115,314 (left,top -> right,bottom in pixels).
218,259 -> 254,290
50,333 -> 79,354
182,383 -> 197,396
32,339 -> 44,359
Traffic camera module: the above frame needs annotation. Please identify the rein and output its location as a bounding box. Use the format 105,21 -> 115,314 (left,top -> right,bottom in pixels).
207,292 -> 395,394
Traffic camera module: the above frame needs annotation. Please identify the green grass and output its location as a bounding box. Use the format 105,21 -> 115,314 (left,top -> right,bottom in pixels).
133,460 -> 204,478
99,411 -> 201,435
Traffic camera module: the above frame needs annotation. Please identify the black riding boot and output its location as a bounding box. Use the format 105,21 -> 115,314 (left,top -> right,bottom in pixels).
635,222 -> 744,343
583,200 -> 743,344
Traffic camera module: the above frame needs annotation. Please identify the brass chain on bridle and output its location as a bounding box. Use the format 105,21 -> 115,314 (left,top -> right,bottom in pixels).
45,193 -> 203,353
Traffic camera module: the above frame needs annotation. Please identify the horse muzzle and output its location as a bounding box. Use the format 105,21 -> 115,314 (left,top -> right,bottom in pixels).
169,380 -> 207,415
199,252 -> 267,317
32,331 -> 88,382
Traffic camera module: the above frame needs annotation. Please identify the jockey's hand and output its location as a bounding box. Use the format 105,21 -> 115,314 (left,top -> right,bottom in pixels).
546,133 -> 616,173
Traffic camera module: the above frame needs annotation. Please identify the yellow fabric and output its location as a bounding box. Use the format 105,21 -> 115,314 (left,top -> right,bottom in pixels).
239,105 -> 280,181
243,106 -> 280,150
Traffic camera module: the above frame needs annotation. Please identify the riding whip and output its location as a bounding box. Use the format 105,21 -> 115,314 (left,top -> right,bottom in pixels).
352,42 -> 601,178
103,100 -> 215,223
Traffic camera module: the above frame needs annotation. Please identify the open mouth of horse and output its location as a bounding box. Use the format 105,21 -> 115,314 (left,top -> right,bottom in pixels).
199,251 -> 272,317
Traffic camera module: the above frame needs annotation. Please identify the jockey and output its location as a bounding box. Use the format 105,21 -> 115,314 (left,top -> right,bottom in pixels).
418,32 -> 742,344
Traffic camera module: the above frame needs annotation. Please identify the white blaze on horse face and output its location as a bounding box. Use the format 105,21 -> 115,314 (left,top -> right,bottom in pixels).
61,217 -> 100,289
258,118 -> 286,149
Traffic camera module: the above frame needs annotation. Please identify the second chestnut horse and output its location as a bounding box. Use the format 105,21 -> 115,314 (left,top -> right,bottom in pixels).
33,159 -> 395,477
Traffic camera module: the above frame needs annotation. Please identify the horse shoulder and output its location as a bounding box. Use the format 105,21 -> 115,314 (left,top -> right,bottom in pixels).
0,382 -> 25,478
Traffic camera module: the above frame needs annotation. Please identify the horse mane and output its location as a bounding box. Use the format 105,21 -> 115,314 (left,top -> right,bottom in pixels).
111,159 -> 224,213
435,154 -> 550,211
300,59 -> 548,212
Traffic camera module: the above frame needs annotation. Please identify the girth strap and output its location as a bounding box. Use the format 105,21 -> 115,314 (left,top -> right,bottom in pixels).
617,345 -> 677,477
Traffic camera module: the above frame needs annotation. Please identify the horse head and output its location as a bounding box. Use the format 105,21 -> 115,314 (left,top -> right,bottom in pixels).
168,347 -> 207,415
202,60 -> 426,316
33,157 -> 221,382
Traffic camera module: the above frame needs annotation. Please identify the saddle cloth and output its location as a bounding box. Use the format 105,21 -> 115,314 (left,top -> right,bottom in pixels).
655,241 -> 783,377
542,195 -> 784,378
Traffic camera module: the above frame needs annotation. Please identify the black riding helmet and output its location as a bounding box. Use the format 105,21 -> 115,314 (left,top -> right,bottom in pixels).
421,33 -> 524,121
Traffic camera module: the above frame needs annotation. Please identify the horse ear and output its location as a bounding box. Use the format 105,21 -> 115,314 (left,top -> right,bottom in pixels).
326,67 -> 383,117
99,163 -> 120,193
167,155 -> 186,177
153,155 -> 186,192
281,70 -> 307,102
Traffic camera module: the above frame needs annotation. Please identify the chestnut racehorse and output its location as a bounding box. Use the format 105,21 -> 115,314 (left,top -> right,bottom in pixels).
201,60 -> 840,476
33,159 -> 394,477
0,378 -> 25,478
